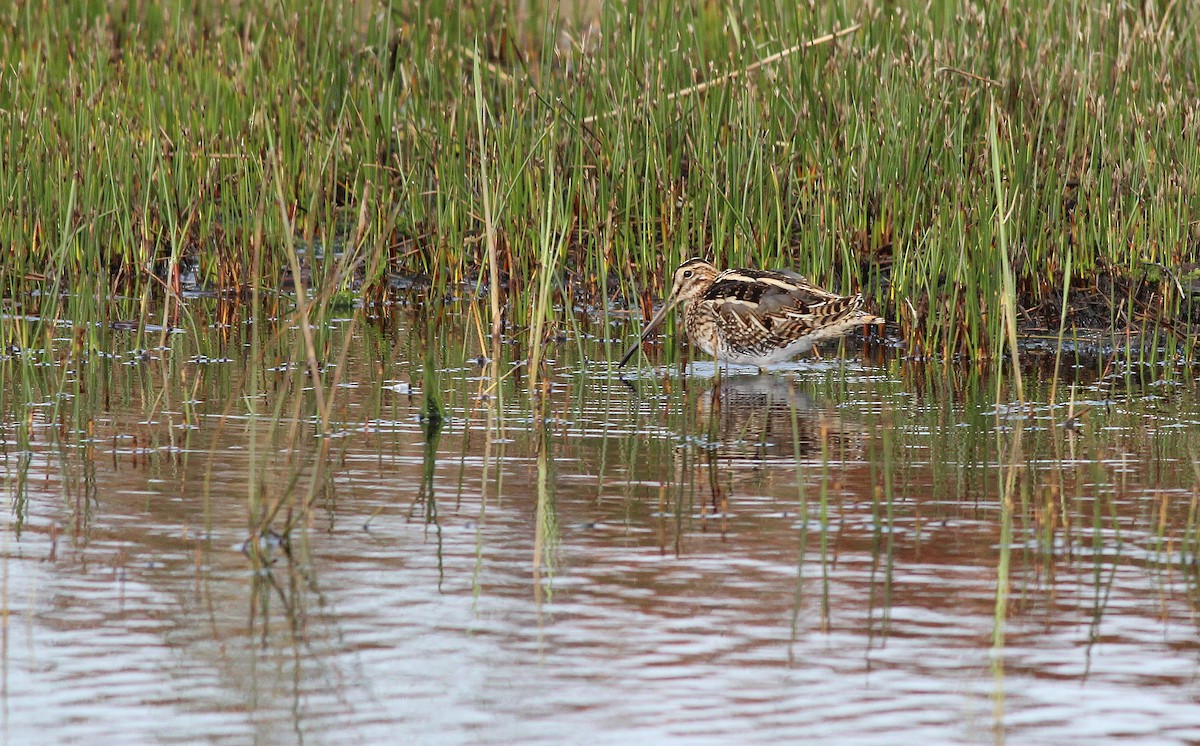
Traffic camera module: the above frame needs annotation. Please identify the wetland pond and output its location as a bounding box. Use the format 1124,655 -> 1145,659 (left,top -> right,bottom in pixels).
3,301 -> 1200,745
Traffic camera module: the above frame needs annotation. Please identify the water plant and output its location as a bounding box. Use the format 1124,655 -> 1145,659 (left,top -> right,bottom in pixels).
1,0 -> 1196,364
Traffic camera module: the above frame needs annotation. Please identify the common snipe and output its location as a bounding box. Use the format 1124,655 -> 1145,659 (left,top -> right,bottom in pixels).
618,258 -> 884,371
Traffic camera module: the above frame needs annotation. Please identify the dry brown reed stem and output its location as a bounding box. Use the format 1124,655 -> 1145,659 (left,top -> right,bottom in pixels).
461,45 -> 515,84
935,66 -> 1002,88
583,24 -> 862,125
471,52 -> 504,345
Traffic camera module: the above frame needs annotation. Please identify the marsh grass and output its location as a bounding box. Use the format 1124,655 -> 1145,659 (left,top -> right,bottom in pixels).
1,0 -> 1197,364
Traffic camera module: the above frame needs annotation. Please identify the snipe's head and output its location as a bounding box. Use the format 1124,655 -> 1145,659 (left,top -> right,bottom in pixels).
617,258 -> 719,369
666,258 -> 719,303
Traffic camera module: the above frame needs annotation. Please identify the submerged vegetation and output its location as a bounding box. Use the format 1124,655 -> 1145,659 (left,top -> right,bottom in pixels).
1,0 -> 1198,362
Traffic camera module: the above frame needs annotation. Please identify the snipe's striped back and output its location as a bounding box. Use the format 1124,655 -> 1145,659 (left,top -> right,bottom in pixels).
619,258 -> 884,371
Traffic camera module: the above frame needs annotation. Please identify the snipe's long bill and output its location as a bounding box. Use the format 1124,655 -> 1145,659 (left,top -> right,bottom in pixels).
618,258 -> 885,371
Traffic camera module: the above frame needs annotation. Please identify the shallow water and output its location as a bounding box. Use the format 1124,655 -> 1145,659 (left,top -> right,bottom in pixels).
2,306 -> 1199,744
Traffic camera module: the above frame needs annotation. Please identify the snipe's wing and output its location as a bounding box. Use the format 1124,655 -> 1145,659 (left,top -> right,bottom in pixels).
702,269 -> 864,334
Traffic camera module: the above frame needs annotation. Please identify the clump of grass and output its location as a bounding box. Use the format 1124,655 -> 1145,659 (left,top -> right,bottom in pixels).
1,1 -> 1197,362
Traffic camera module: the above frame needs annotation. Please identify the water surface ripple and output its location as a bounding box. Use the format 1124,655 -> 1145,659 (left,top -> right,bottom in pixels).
3,323 -> 1199,744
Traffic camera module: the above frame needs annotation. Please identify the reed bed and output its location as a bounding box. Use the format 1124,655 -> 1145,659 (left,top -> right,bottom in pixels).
1,0 -> 1197,361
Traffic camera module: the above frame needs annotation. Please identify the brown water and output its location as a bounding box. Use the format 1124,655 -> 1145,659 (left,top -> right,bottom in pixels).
2,307 -> 1200,744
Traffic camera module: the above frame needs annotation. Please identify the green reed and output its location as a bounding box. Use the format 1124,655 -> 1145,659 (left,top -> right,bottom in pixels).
2,0 -> 1197,364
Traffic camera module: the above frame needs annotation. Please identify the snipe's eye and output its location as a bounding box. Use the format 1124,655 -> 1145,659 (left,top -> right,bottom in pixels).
683,270 -> 693,279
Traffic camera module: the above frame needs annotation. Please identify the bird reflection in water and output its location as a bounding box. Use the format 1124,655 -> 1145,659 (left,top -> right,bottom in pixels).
689,374 -> 863,530
695,374 -> 860,460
